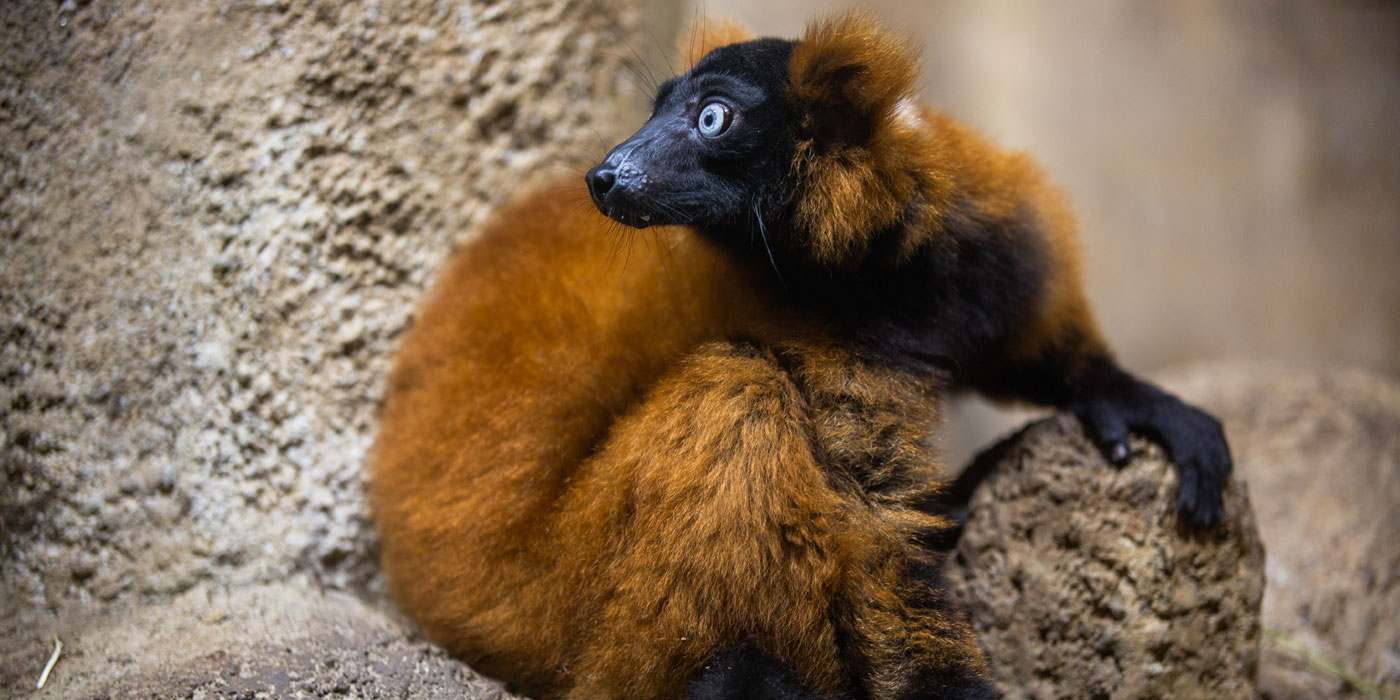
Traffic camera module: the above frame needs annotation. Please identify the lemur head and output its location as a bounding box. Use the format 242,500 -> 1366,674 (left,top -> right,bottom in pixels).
586,13 -> 951,271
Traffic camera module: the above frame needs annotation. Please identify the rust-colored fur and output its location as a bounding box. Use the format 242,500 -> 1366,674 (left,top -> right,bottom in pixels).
371,13 -> 1119,700
370,190 -> 988,698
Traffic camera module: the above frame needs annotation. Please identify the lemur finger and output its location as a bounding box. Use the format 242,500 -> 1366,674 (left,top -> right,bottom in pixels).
1167,408 -> 1231,529
1175,458 -> 1202,523
1076,402 -> 1131,467
1183,477 -> 1224,530
1175,451 -> 1229,529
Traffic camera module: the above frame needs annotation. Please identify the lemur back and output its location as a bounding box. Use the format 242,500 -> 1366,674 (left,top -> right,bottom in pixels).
370,13 -> 1231,700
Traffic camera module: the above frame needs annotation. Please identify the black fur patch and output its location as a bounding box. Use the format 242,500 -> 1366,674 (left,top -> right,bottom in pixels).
688,642 -> 842,700
905,670 -> 1001,700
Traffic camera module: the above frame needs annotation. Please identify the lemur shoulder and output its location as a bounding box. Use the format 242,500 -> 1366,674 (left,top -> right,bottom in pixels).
369,13 -> 1232,700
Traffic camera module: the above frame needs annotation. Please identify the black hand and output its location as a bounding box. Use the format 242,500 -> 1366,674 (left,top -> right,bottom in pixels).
1072,368 -> 1233,529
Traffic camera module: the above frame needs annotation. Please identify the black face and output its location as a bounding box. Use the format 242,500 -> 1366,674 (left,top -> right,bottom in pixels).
586,39 -> 797,239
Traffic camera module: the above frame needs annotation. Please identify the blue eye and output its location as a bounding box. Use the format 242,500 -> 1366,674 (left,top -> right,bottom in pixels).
696,101 -> 732,138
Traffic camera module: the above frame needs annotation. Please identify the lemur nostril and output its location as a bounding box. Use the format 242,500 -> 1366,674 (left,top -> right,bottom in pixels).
586,166 -> 617,202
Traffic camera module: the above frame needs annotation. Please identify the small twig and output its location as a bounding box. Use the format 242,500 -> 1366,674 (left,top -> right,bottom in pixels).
36,636 -> 62,690
1264,627 -> 1390,699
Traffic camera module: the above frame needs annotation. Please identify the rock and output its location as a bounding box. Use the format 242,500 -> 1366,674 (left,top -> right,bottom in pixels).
0,0 -> 656,637
946,414 -> 1266,699
0,583 -> 524,699
0,0 -> 666,694
1160,363 -> 1400,699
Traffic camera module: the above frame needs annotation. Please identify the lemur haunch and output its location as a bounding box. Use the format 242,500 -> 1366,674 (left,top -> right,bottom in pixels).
370,13 -> 1232,700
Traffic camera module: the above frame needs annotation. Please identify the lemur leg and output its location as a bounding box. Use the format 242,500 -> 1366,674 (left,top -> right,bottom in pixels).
774,342 -> 997,700
969,253 -> 1232,528
554,340 -> 994,700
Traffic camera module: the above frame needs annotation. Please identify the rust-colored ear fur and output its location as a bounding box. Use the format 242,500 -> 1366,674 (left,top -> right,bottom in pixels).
677,17 -> 755,69
789,12 -> 920,146
788,13 -> 946,267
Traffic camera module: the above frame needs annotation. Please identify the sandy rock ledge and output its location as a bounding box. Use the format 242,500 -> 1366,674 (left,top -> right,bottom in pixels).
0,582 -> 525,699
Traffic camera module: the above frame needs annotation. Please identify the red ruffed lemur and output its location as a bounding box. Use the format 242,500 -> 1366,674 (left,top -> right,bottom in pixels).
369,13 -> 1231,700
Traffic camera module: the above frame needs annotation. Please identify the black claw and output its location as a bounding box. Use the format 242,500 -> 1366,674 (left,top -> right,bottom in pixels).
1107,441 -> 1131,465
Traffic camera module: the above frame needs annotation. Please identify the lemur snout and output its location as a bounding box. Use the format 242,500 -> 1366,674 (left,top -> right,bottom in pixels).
585,165 -> 616,204
586,156 -> 655,228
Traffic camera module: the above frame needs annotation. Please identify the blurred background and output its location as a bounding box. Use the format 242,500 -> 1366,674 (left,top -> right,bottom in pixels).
671,0 -> 1400,462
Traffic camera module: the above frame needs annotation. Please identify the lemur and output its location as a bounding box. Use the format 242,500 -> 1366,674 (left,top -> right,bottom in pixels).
369,13 -> 1232,700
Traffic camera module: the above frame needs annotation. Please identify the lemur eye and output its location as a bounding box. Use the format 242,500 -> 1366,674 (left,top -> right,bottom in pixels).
696,101 -> 732,138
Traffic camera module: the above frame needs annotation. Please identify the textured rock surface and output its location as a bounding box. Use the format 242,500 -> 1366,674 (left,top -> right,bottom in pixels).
0,0 -> 648,620
0,0 -> 658,695
0,583 -> 523,699
1161,363 -> 1400,699
946,415 -> 1267,700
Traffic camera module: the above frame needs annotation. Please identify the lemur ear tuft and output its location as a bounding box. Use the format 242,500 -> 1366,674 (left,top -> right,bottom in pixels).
677,17 -> 755,70
785,13 -> 934,267
789,12 -> 920,146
